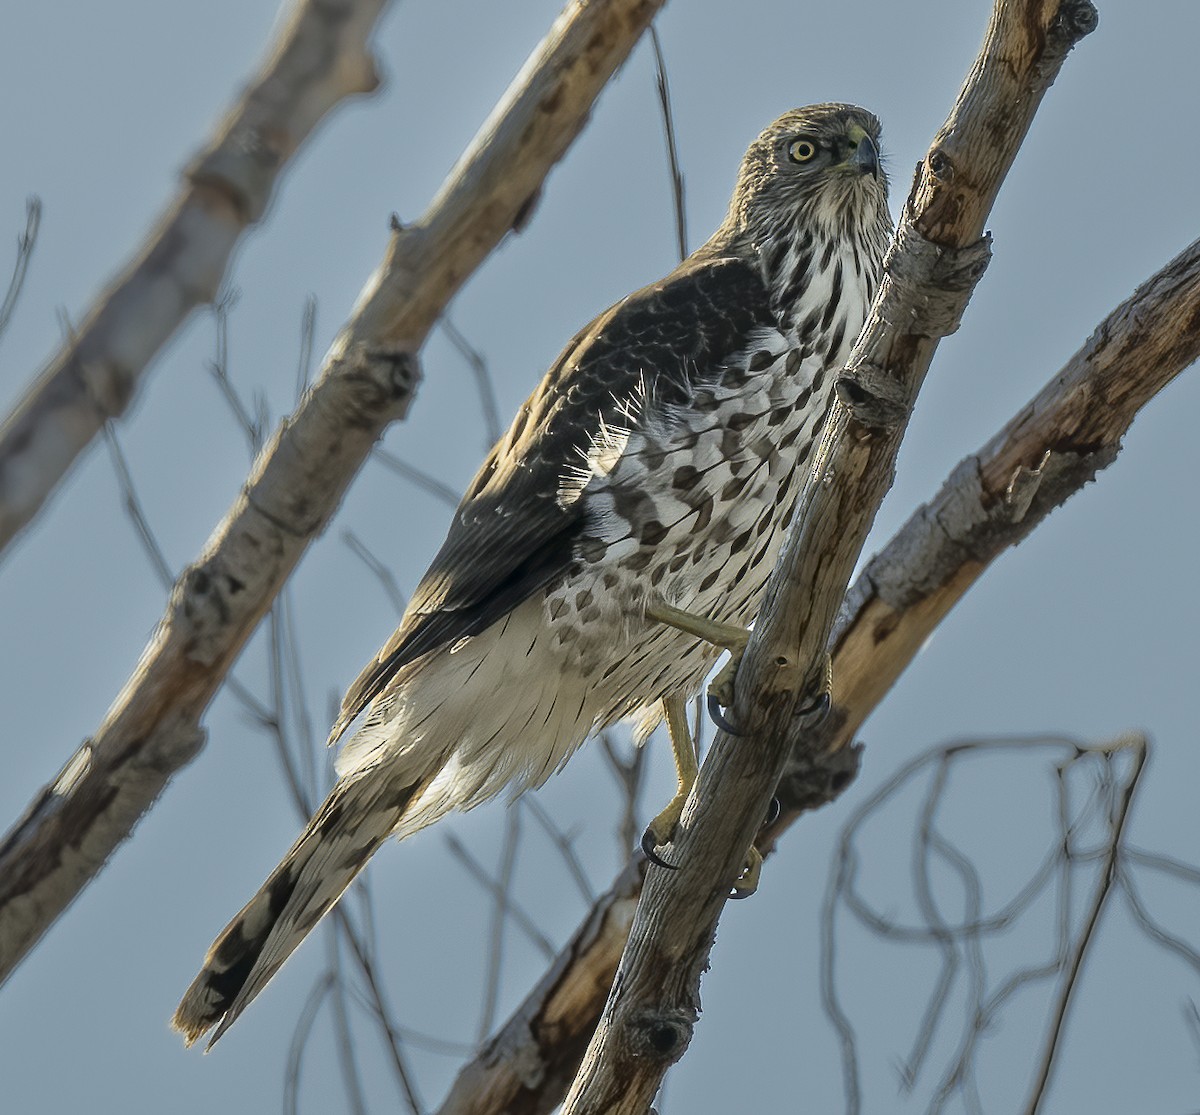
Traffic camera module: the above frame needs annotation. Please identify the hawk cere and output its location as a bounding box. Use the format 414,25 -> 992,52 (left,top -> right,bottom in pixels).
174,103 -> 893,1046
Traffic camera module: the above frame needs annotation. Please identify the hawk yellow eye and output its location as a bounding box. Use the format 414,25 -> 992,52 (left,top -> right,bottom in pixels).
787,137 -> 818,163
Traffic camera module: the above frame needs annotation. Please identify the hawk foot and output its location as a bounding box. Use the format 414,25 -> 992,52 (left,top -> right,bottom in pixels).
646,601 -> 751,734
641,791 -> 688,870
730,846 -> 762,899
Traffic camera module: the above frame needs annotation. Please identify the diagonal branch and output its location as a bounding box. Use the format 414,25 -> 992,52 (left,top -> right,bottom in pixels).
562,1 -> 1099,1110
770,229 -> 1200,832
0,0 -> 390,555
0,0 -> 666,986
433,188 -> 1200,1115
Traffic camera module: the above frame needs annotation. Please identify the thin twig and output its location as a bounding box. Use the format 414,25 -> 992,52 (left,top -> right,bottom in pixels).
297,295 -> 317,400
334,903 -> 426,1112
442,317 -> 503,448
1023,735 -> 1147,1115
284,972 -> 335,1115
478,809 -> 522,1041
372,446 -> 462,508
523,795 -> 596,904
206,292 -> 264,453
102,421 -> 173,588
444,832 -> 556,958
343,529 -> 407,616
0,197 -> 41,344
327,926 -> 370,1115
598,730 -> 647,864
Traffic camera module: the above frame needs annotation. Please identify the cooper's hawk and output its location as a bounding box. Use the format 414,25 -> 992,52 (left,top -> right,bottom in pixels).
174,102 -> 892,1047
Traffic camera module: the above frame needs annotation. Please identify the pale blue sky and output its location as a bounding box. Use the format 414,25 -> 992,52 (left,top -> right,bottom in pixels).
2,1 -> 1199,1112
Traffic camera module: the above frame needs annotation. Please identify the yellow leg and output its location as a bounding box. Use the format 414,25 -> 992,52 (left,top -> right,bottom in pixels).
640,693 -> 767,897
645,599 -> 750,711
641,694 -> 697,866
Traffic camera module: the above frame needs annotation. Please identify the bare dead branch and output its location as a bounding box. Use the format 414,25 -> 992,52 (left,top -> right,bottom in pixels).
563,3 -> 1097,1109
0,0 -> 666,987
0,198 -> 41,344
0,0 -> 388,553
432,207 -> 1198,1114
767,235 -> 1200,839
434,863 -> 643,1115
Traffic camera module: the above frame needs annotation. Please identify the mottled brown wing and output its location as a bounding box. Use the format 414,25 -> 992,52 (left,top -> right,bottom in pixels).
332,254 -> 774,739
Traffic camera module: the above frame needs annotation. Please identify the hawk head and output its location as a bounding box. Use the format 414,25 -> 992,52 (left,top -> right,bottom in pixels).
725,103 -> 889,242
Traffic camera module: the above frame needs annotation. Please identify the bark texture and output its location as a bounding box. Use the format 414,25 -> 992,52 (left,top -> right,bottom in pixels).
561,2 -> 1098,1111
0,0 -> 666,986
0,0 -> 389,554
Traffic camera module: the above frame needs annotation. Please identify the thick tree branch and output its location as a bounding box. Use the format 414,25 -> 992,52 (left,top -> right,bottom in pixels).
435,228 -> 1199,1115
562,1 -> 1098,1111
0,0 -> 389,555
0,0 -> 666,986
769,231 -> 1200,835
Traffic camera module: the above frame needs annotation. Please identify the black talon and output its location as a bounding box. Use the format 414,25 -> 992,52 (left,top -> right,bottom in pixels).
641,829 -> 678,870
764,796 -> 781,827
729,884 -> 753,900
707,692 -> 747,736
795,689 -> 832,727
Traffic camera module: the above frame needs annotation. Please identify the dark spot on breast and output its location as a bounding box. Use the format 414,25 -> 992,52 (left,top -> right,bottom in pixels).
785,350 -> 802,375
575,590 -> 593,609
641,447 -> 666,471
650,565 -> 666,586
578,539 -> 608,563
726,411 -> 756,433
699,569 -> 721,592
640,519 -> 667,546
779,426 -> 805,451
693,497 -> 713,532
721,476 -> 748,501
730,528 -> 753,555
669,553 -> 688,573
624,550 -> 653,571
821,261 -> 844,330
825,319 -> 846,357
750,435 -> 774,460
748,349 -> 775,372
673,465 -> 701,491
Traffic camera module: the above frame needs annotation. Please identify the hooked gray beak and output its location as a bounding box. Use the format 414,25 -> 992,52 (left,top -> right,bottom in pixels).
849,135 -> 880,179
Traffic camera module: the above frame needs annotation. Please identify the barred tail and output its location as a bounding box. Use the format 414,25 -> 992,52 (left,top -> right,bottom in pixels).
172,769 -> 423,1048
